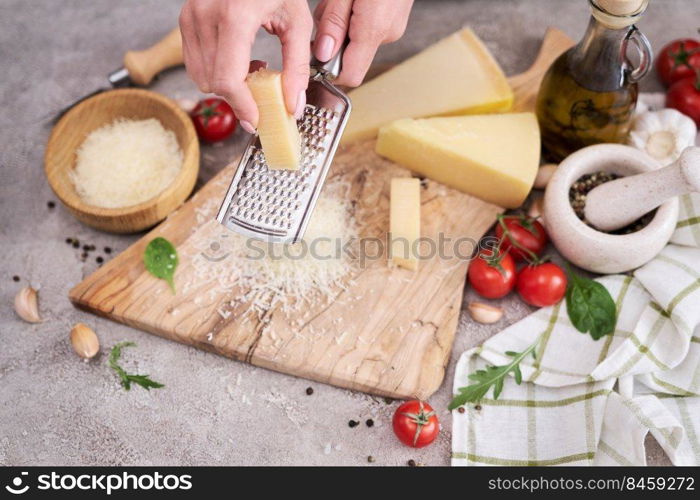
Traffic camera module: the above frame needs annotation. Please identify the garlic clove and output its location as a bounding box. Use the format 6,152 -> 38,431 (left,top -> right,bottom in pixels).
628,109 -> 697,165
534,164 -> 557,189
176,98 -> 198,114
645,130 -> 677,161
70,323 -> 100,359
468,302 -> 504,324
14,286 -> 42,323
528,197 -> 545,222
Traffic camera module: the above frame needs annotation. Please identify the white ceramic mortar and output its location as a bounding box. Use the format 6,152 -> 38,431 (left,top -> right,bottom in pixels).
543,144 -> 679,273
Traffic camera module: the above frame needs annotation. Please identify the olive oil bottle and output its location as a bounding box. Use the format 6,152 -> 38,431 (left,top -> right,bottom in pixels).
536,0 -> 652,161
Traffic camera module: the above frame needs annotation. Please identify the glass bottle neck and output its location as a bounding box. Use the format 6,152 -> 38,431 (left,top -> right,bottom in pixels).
568,16 -> 634,92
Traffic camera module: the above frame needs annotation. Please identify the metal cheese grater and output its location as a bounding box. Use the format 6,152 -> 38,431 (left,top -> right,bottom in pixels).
216,45 -> 351,244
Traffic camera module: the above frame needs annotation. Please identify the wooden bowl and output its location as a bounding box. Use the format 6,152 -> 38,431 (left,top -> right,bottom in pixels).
45,88 -> 199,233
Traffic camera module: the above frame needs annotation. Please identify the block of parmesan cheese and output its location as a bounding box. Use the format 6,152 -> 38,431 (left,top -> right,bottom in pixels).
247,69 -> 300,170
376,113 -> 540,208
390,178 -> 421,271
342,28 -> 513,144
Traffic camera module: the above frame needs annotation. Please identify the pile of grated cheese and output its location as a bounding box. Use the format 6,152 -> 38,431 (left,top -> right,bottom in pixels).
70,118 -> 183,208
183,180 -> 359,317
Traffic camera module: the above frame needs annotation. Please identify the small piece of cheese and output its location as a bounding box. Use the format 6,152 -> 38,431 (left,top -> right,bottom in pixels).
390,178 -> 421,271
247,69 -> 300,170
376,113 -> 540,208
342,28 -> 513,144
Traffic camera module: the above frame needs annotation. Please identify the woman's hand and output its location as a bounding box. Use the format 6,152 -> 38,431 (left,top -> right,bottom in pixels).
179,0 -> 414,132
313,0 -> 413,86
179,0 -> 313,133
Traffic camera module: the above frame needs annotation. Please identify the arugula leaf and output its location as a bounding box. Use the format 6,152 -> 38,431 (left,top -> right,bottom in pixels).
565,269 -> 616,340
144,237 -> 178,293
448,341 -> 539,410
109,341 -> 165,391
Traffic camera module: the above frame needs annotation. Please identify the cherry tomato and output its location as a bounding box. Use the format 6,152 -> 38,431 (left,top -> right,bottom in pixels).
656,39 -> 700,87
495,215 -> 548,262
516,263 -> 567,308
392,400 -> 439,448
191,98 -> 237,142
667,76 -> 700,126
468,249 -> 516,299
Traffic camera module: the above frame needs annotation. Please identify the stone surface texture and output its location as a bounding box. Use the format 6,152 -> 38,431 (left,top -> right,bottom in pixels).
3,0 -> 697,466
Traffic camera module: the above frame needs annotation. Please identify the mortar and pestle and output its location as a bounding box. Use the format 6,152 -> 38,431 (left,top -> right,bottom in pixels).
544,145 -> 699,273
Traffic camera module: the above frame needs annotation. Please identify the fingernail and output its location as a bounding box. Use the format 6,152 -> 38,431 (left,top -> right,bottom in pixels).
315,34 -> 335,62
294,90 -> 306,120
240,120 -> 256,134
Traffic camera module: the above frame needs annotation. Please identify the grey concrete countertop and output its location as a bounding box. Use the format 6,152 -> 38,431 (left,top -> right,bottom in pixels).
1,0 -> 697,466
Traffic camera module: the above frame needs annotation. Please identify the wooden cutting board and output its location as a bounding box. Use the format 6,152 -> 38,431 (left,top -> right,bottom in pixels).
70,28 -> 573,399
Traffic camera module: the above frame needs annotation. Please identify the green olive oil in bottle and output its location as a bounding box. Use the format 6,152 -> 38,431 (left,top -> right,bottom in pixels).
536,0 -> 653,161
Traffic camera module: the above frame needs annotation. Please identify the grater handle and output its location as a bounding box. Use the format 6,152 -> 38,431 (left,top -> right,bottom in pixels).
310,37 -> 350,80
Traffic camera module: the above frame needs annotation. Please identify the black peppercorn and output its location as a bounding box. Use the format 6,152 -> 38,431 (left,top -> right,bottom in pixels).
407,459 -> 416,467
365,419 -> 374,428
367,456 -> 375,463
457,407 -> 465,414
475,404 -> 482,411
72,240 -> 80,248
47,201 -> 55,209
348,420 -> 359,428
305,387 -> 314,395
12,275 -> 20,282
66,238 -> 73,244
104,247 -> 112,254
83,244 -> 90,251
569,172 -> 653,234
96,256 -> 104,264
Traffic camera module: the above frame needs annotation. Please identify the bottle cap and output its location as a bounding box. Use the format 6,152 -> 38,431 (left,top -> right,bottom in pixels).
596,0 -> 645,16
592,0 -> 648,28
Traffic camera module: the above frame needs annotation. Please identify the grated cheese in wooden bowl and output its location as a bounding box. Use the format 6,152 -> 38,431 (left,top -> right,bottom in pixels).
70,118 -> 183,208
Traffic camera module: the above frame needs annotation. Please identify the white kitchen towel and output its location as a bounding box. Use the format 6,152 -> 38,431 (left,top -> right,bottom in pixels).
452,96 -> 700,466
672,193 -> 700,247
452,246 -> 700,466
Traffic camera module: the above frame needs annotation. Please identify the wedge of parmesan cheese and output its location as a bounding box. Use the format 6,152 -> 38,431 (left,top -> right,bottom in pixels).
376,113 -> 540,208
342,28 -> 513,144
247,69 -> 301,170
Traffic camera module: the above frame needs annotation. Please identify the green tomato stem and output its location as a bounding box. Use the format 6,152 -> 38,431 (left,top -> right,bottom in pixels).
496,214 -> 542,264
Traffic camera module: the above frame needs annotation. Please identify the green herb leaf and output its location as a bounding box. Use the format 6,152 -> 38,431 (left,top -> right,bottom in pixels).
565,269 -> 617,340
144,237 -> 178,293
448,341 -> 539,410
109,341 -> 165,391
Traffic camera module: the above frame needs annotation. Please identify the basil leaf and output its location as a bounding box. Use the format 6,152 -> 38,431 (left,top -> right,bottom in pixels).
565,271 -> 616,340
144,237 -> 178,293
